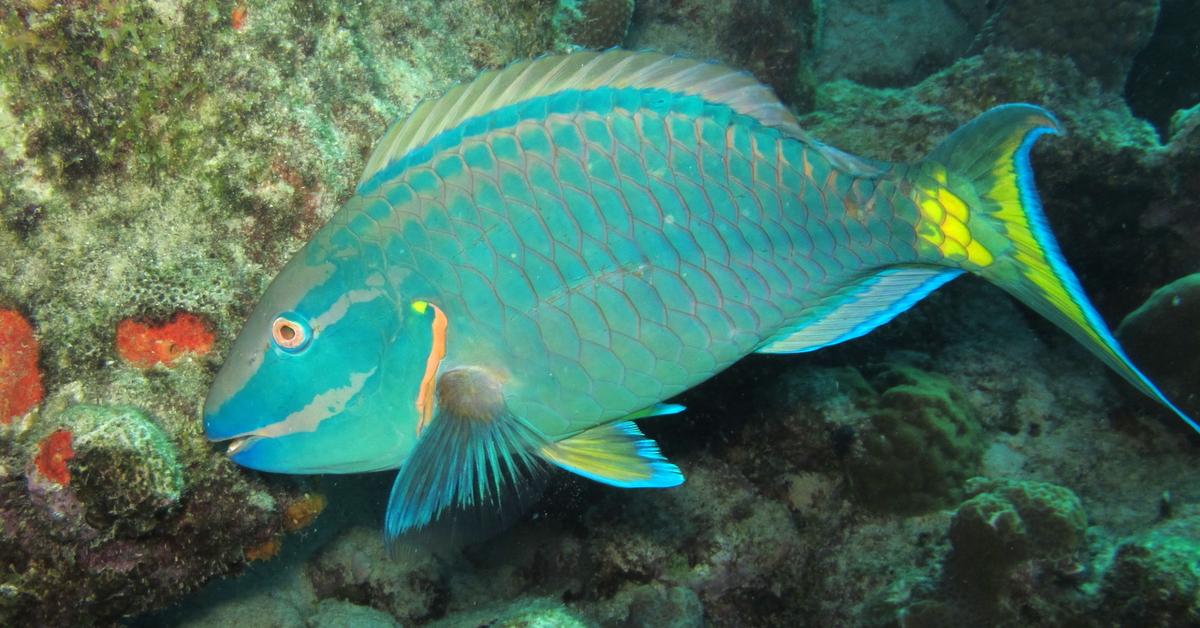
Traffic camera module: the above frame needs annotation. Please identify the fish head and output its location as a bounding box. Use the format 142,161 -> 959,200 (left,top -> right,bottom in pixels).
204,250 -> 437,474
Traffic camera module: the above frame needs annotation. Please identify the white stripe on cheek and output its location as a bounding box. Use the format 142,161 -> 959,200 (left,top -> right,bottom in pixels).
253,368 -> 377,438
310,289 -> 384,331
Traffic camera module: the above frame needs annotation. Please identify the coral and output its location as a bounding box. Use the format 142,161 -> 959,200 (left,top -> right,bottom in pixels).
845,364 -> 985,514
0,309 -> 43,424
32,428 -> 73,486
231,4 -> 249,32
948,478 -> 1087,579
1098,510 -> 1200,625
557,0 -> 635,49
44,404 -> 185,535
430,597 -> 590,628
0,2 -> 563,620
116,312 -> 216,368
283,492 -> 327,532
1117,273 -> 1200,416
307,526 -> 449,623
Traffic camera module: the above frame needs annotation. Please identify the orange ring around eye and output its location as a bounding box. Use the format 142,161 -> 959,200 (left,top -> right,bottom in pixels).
272,316 -> 308,350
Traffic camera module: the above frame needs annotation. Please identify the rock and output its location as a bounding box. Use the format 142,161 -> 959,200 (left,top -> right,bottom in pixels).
307,527 -> 448,623
308,599 -> 400,628
1117,273 -> 1200,417
627,0 -> 818,108
1098,511 -> 1200,625
813,0 -> 981,87
1125,0 -> 1200,136
980,0 -> 1159,91
557,0 -> 635,49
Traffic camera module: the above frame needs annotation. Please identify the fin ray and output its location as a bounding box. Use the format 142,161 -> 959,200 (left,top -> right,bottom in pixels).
359,50 -> 808,187
384,367 -> 547,541
541,421 -> 683,489
757,266 -> 962,354
916,103 -> 1199,432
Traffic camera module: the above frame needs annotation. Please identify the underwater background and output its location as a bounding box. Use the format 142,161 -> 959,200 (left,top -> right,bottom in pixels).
1,0 -> 1199,625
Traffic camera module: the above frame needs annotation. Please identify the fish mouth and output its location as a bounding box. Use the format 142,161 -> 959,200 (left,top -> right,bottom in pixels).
224,435 -> 258,456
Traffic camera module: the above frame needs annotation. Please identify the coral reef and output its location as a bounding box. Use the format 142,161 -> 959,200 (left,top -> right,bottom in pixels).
0,0 -> 568,623
845,364 -> 984,514
0,309 -> 42,424
1098,508 -> 1200,625
307,527 -> 449,623
556,0 -> 635,49
866,478 -> 1091,626
0,402 -> 288,624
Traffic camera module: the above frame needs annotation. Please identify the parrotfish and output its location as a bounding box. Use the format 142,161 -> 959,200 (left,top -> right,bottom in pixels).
204,51 -> 1196,540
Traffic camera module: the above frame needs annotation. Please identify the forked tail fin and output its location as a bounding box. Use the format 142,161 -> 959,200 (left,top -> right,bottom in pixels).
909,104 -> 1197,432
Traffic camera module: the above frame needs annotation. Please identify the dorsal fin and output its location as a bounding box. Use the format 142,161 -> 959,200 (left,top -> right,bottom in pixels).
358,50 -> 812,186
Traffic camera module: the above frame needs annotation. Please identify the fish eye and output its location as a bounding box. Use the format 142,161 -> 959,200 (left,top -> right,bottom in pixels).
271,313 -> 311,353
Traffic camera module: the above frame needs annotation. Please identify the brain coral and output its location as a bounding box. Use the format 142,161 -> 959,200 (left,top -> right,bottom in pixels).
844,364 -> 984,514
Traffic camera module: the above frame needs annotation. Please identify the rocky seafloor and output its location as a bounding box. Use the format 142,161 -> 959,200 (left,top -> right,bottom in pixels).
1,0 -> 1198,626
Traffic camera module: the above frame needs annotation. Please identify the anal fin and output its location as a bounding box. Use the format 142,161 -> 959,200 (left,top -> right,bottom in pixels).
540,420 -> 684,488
757,266 -> 961,354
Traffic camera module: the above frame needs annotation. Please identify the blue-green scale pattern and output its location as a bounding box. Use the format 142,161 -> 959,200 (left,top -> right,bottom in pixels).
324,88 -> 921,438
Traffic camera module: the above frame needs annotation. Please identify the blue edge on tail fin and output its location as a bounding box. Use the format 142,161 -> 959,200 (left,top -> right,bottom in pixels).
1013,119 -> 1199,434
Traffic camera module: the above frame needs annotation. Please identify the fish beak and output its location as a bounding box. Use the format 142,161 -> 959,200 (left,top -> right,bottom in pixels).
226,435 -> 254,456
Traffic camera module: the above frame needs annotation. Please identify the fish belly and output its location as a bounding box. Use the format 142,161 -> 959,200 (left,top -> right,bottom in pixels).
357,103 -> 917,439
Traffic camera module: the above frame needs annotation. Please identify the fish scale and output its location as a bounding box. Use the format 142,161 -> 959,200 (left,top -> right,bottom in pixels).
204,51 -> 1195,540
338,90 -> 917,437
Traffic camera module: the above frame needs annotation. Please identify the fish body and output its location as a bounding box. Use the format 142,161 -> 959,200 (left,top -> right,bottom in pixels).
204,51 -> 1195,539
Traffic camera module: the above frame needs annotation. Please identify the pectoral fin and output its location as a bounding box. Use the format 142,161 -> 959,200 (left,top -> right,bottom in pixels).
385,366 -> 547,541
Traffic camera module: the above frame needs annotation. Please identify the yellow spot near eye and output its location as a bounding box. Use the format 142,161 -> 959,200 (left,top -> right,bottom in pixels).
411,301 -> 429,314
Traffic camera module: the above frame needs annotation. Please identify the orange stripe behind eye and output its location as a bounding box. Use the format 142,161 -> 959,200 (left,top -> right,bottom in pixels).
414,303 -> 448,436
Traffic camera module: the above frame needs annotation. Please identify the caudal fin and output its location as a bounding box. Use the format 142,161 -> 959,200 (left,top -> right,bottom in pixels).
910,104 -> 1197,433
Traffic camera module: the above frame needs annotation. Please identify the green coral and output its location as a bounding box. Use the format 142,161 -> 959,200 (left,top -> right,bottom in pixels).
845,364 -> 984,514
47,404 -> 184,535
1098,512 -> 1200,625
949,478 -> 1087,574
